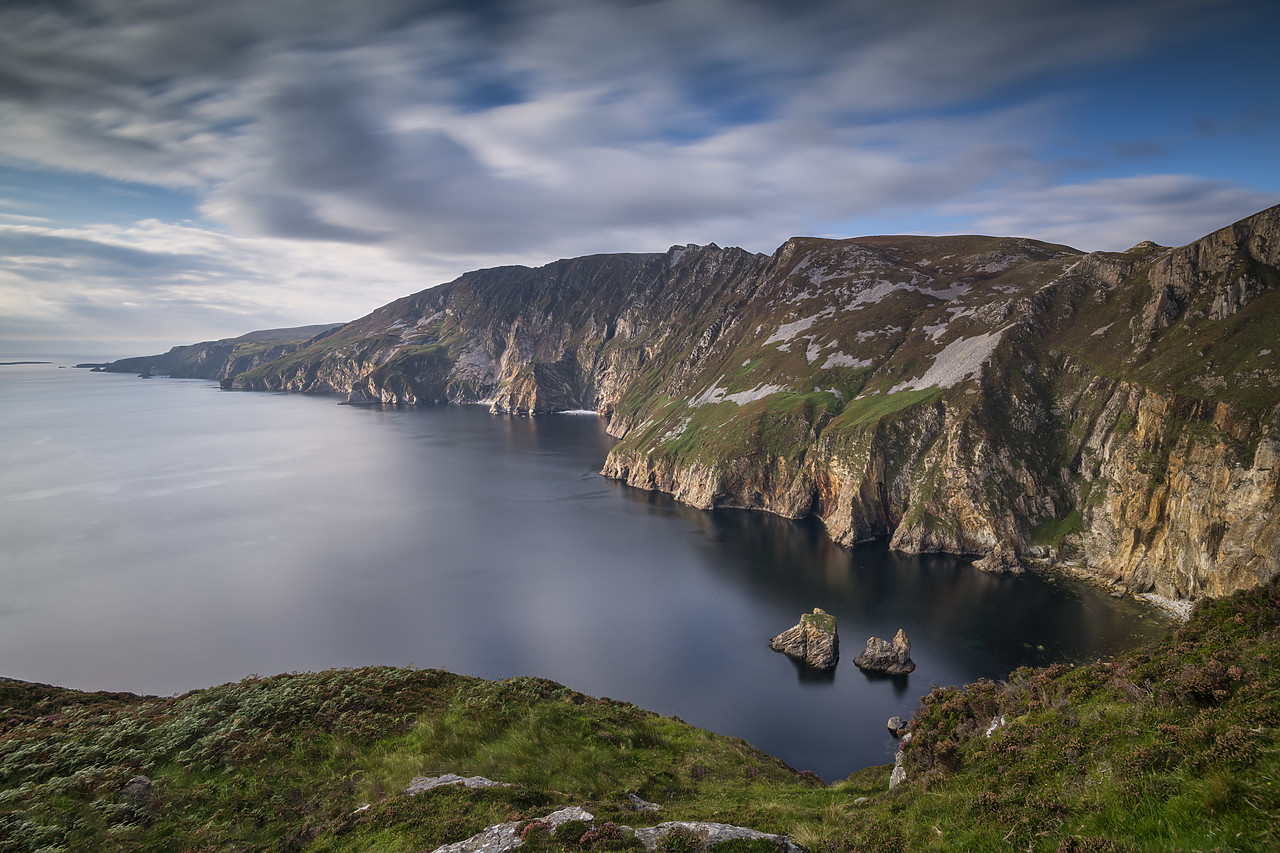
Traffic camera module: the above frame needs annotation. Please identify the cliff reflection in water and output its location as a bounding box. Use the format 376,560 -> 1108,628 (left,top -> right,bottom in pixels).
0,365 -> 1171,782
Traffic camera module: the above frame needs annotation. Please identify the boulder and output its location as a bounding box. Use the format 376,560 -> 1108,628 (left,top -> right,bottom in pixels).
769,608 -> 839,670
625,793 -> 662,812
427,808 -> 804,853
114,775 -> 157,811
886,716 -> 908,737
633,822 -> 805,853
432,806 -> 592,853
853,628 -> 916,674
406,774 -> 510,795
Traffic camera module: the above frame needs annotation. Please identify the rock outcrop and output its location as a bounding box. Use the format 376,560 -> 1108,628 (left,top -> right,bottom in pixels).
853,629 -> 916,675
633,822 -> 805,853
770,609 -> 839,670
138,205 -> 1280,602
889,732 -> 912,789
405,774 -> 510,794
973,543 -> 1024,575
432,805 -> 592,853
426,805 -> 805,853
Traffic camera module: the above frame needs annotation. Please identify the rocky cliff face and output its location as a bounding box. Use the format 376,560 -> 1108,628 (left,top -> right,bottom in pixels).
216,206 -> 1280,601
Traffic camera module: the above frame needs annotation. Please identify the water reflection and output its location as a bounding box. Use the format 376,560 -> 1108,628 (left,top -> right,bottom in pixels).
0,364 -> 1174,782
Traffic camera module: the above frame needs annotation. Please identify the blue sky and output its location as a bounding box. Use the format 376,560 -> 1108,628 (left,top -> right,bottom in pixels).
0,0 -> 1277,354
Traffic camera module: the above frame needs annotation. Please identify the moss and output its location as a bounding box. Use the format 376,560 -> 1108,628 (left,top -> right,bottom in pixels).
799,609 -> 836,635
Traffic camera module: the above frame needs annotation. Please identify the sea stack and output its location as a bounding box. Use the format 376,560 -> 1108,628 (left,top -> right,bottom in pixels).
769,608 -> 839,670
853,628 -> 916,674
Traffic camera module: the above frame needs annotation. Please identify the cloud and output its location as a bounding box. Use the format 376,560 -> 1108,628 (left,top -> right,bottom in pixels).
1,2 -> 1259,237
948,175 -> 1278,251
0,219 -> 456,349
0,0 -> 1276,347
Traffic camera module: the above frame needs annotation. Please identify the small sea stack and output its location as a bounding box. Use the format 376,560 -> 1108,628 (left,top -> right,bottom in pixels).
853,628 -> 916,674
769,608 -> 839,670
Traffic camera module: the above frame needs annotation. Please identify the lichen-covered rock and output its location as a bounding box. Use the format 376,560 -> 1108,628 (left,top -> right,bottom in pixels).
432,806 -> 593,853
853,629 -> 915,674
625,793 -> 662,812
405,774 -> 510,795
886,715 -> 908,737
770,608 -> 839,670
632,822 -> 805,853
427,806 -> 804,853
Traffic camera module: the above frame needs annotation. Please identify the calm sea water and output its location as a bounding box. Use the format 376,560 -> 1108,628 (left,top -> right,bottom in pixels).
0,360 -> 1170,781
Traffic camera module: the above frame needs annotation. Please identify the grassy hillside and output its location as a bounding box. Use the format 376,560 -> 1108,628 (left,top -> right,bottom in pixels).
4,575 -> 1278,852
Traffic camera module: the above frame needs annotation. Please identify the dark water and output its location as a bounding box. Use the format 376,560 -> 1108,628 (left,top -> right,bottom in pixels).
0,361 -> 1171,781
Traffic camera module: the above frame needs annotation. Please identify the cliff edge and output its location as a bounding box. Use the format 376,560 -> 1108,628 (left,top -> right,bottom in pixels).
211,206 -> 1280,601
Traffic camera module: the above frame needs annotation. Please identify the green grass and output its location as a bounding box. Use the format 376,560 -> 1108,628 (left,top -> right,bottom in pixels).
828,387 -> 943,430
1030,509 -> 1084,548
799,609 -> 836,635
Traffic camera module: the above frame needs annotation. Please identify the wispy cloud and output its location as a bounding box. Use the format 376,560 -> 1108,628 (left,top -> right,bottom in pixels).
0,0 -> 1275,345
949,175 -> 1278,251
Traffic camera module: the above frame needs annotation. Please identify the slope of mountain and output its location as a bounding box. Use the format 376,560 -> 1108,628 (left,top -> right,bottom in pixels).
223,206 -> 1280,601
86,324 -> 344,380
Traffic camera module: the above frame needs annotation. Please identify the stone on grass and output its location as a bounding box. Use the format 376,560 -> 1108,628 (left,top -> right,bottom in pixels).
633,822 -> 805,853
406,774 -> 510,795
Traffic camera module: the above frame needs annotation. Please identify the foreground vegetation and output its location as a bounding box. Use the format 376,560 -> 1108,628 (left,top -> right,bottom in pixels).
3,577 -> 1278,852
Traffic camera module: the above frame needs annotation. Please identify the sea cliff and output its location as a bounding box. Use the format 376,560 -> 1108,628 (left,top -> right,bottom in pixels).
190,206 -> 1280,600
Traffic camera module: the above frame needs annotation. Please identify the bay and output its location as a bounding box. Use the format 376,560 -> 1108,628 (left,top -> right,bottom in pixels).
0,360 -> 1170,781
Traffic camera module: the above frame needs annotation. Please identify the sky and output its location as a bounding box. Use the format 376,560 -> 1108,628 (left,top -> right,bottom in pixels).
0,0 -> 1277,355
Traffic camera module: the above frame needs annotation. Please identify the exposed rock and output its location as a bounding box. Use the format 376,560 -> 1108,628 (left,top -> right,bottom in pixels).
1209,274 -> 1261,320
114,775 -> 157,810
632,822 -> 804,853
888,762 -> 907,790
769,608 -> 839,670
175,204 -> 1280,603
889,731 -> 912,790
625,793 -> 662,812
432,806 -> 593,853
427,807 -> 803,853
886,716 -> 908,737
406,774 -> 510,795
853,629 -> 916,675
973,543 -> 1025,575
984,716 -> 1007,737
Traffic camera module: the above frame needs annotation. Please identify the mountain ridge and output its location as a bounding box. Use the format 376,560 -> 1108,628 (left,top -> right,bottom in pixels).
83,323 -> 344,380
105,206 -> 1280,601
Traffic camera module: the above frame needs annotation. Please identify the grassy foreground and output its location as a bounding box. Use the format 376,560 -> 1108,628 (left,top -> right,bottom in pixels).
3,577 -> 1278,852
